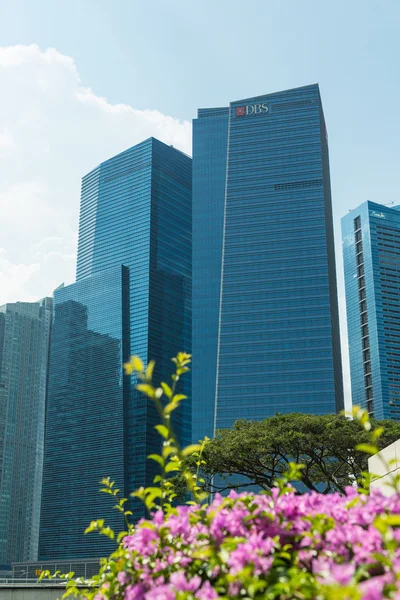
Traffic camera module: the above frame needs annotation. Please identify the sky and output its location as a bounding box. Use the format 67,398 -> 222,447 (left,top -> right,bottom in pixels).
0,0 -> 399,405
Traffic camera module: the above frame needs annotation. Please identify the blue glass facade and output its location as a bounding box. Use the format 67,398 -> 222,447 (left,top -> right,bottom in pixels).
39,138 -> 191,559
342,201 -> 400,420
193,85 -> 343,442
192,108 -> 229,440
39,268 -> 128,559
0,298 -> 52,565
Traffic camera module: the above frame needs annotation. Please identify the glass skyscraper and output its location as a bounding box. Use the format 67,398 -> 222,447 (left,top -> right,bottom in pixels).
342,201 -> 400,420
192,85 -> 343,442
0,298 -> 52,565
39,138 -> 192,560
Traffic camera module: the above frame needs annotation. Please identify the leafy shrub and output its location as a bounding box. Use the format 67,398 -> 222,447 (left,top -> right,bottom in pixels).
55,355 -> 400,600
85,486 -> 400,600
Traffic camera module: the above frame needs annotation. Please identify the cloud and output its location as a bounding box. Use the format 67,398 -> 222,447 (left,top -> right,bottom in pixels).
0,44 -> 192,304
0,249 -> 40,304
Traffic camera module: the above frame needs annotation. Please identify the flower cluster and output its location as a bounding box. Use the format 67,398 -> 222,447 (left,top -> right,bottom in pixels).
87,487 -> 400,600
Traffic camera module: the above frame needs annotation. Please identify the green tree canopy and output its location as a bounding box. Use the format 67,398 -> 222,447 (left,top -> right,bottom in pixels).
191,413 -> 400,495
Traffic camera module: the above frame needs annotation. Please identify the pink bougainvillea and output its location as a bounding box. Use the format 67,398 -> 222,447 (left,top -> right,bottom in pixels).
89,487 -> 400,600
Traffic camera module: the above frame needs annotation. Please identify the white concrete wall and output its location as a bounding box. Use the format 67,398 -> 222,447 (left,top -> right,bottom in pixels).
368,439 -> 400,496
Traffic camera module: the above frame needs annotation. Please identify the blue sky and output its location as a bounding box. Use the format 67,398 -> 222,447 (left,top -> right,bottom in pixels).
0,0 -> 399,403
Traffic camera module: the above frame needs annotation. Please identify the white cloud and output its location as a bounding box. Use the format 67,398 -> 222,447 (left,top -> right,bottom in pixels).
0,128 -> 15,154
0,44 -> 192,305
0,249 -> 40,304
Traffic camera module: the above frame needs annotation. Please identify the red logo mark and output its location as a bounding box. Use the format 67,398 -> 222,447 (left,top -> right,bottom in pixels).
236,106 -> 245,117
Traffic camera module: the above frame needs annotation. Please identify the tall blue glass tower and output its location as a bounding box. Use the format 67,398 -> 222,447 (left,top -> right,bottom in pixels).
39,138 -> 191,560
192,85 -> 343,442
342,201 -> 400,420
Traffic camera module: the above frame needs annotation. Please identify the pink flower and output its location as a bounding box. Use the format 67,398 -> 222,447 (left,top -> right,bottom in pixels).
359,577 -> 386,600
117,572 -> 129,585
228,533 -> 274,575
145,585 -> 176,600
124,527 -> 159,556
170,571 -> 202,592
106,486 -> 400,599
195,581 -> 219,600
125,584 -> 146,600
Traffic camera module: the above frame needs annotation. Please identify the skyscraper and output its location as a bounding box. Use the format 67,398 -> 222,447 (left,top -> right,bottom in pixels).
0,298 -> 52,565
342,201 -> 400,420
192,85 -> 343,442
39,138 -> 191,560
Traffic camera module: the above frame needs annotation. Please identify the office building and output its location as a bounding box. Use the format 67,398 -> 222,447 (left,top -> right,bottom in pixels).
39,138 -> 191,559
0,298 -> 52,565
342,201 -> 400,420
192,85 -> 343,442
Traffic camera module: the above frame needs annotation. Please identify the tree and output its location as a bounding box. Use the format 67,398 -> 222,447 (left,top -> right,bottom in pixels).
190,413 -> 400,495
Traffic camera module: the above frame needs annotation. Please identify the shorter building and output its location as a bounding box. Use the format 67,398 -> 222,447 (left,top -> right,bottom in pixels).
39,138 -> 192,561
0,298 -> 53,565
342,201 -> 400,420
39,269 -> 128,560
369,439 -> 400,496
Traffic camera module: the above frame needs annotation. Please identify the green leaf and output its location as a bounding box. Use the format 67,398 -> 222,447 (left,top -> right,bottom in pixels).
123,355 -> 144,375
145,487 -> 163,498
130,487 -> 145,499
136,383 -> 156,398
155,424 -> 169,439
164,402 -> 179,414
172,394 -> 187,403
84,519 -> 104,534
355,443 -> 378,455
130,356 -> 144,372
182,444 -> 202,457
372,427 -> 385,441
165,462 -> 181,473
148,453 -> 165,468
384,515 -> 400,527
117,531 -> 128,543
99,526 -> 114,540
161,382 -> 173,399
145,360 -> 155,381
162,445 -> 176,459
